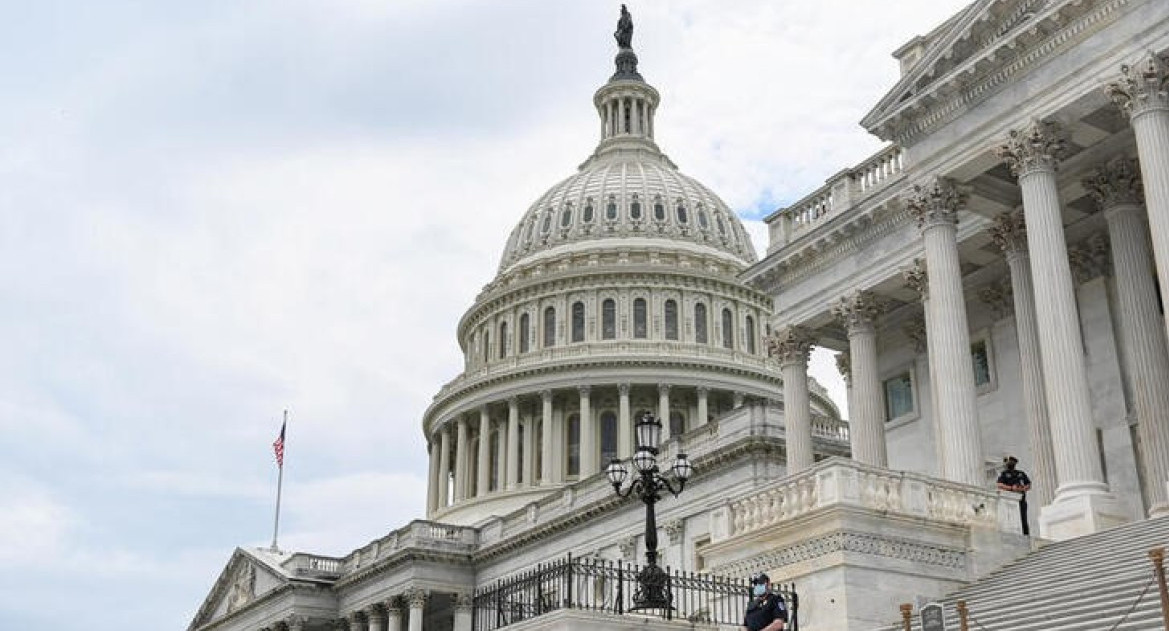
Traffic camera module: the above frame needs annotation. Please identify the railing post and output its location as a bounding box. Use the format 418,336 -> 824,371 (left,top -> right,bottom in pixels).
791,584 -> 799,631
956,600 -> 969,631
1151,547 -> 1169,629
565,553 -> 574,609
899,603 -> 913,631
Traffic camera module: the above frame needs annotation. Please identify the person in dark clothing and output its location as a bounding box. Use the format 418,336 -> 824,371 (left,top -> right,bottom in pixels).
743,572 -> 787,631
997,455 -> 1032,535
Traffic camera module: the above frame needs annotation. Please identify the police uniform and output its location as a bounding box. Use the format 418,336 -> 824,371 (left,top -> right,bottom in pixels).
997,465 -> 1032,535
743,574 -> 788,631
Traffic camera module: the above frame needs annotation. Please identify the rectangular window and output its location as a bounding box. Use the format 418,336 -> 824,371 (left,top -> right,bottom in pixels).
972,339 -> 991,388
884,372 -> 914,421
567,414 -> 580,477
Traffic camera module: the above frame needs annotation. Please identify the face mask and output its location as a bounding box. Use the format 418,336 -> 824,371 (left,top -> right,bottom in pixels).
753,584 -> 767,597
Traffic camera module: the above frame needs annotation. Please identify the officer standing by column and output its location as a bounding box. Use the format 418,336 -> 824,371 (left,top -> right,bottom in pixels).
996,455 -> 1032,535
743,573 -> 787,631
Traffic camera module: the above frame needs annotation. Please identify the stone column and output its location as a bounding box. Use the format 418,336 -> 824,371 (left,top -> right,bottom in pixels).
618,383 -> 632,458
406,589 -> 427,631
991,211 -> 1058,509
438,425 -> 451,508
733,392 -> 745,408
453,592 -> 473,631
367,607 -> 386,631
454,417 -> 468,502
1107,52 -> 1169,347
578,386 -> 595,476
507,397 -> 520,488
540,390 -> 554,484
696,386 -> 709,428
426,440 -> 439,514
495,413 -> 507,490
658,384 -> 671,440
996,120 -> 1126,538
836,352 -> 853,421
768,327 -> 816,473
287,615 -> 308,631
906,178 -> 984,486
476,407 -> 491,497
348,611 -> 368,631
385,598 -> 404,631
1085,159 -> 1169,516
522,410 -> 534,487
833,291 -> 886,467
902,259 -> 946,477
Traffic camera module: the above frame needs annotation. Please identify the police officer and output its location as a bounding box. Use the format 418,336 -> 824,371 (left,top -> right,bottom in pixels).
996,455 -> 1032,535
743,572 -> 787,631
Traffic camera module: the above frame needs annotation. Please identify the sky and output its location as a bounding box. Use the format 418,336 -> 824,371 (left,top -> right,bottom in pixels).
0,1 -> 972,629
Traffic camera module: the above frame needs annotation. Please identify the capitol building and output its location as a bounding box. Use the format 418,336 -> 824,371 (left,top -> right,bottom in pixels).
190,1 -> 1169,630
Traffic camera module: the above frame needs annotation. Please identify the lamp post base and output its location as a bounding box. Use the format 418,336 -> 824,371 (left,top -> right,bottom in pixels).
631,563 -> 673,611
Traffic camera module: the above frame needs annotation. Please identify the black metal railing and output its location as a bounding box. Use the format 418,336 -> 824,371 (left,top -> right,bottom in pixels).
471,554 -> 798,630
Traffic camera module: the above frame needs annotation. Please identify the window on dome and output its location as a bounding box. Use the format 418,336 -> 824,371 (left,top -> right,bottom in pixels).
697,208 -> 709,229
606,196 -> 618,220
524,218 -> 535,243
716,215 -> 726,235
694,303 -> 708,344
544,306 -> 556,347
664,299 -> 678,340
499,321 -> 508,359
600,411 -> 618,464
654,200 -> 666,221
583,202 -> 595,223
670,410 -> 685,437
633,298 -> 647,339
561,207 -> 573,228
517,424 -> 525,484
721,308 -> 734,349
542,211 -> 553,234
602,299 -> 616,339
519,313 -> 531,353
631,196 -> 642,220
676,203 -> 688,224
484,329 -> 491,363
571,302 -> 585,343
745,315 -> 757,354
566,413 -> 581,477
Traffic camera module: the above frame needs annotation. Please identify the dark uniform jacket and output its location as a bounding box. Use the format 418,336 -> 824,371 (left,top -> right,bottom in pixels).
997,469 -> 1031,497
744,592 -> 787,631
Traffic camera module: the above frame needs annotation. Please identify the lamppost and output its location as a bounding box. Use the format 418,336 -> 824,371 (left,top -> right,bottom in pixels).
606,412 -> 693,611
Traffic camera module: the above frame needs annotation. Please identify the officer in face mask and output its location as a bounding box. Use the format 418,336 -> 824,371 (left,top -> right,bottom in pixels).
743,573 -> 787,631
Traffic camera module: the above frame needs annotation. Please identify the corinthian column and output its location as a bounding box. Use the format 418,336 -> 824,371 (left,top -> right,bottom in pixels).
1085,158 -> 1169,516
507,397 -> 520,489
658,384 -> 671,439
996,120 -> 1126,538
405,589 -> 427,631
453,592 -> 473,631
1107,52 -> 1169,347
437,425 -> 451,508
906,178 -> 984,485
454,417 -> 468,502
578,386 -> 595,477
768,327 -> 816,473
833,291 -> 886,466
990,211 -> 1057,509
540,390 -> 555,484
385,598 -> 403,631
902,259 -> 946,476
477,407 -> 491,497
426,439 -> 439,514
618,384 -> 632,458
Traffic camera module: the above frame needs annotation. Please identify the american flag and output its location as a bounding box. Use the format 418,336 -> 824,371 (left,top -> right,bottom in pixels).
273,420 -> 286,468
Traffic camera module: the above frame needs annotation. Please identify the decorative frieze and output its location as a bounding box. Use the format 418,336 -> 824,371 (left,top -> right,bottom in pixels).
905,177 -> 966,229
765,326 -> 815,366
994,119 -> 1067,177
1082,157 -> 1143,211
714,531 -> 967,579
1105,51 -> 1169,118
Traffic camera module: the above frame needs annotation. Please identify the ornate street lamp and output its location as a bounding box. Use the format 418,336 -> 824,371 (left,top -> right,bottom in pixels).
606,412 -> 693,611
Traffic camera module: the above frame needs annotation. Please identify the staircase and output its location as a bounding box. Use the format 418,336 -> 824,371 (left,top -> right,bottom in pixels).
882,516 -> 1169,631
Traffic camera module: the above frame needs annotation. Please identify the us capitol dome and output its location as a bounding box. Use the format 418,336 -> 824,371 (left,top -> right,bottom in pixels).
421,30 -> 840,526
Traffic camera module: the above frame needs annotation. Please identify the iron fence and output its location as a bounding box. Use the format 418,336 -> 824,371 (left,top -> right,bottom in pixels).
471,554 -> 798,630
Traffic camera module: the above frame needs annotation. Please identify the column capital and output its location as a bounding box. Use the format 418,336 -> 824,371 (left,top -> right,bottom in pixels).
978,281 -> 1013,320
901,258 -> 929,300
1083,157 -> 1143,212
578,385 -> 591,397
1068,234 -> 1112,284
765,326 -> 815,366
995,119 -> 1067,177
990,211 -> 1028,256
695,385 -> 709,396
348,611 -> 366,625
905,176 -> 966,229
405,588 -> 429,609
507,395 -> 519,407
901,315 -> 927,353
454,591 -> 474,613
658,383 -> 671,395
384,595 -> 404,614
618,383 -> 630,396
832,291 -> 884,334
835,352 -> 852,384
365,606 -> 386,623
540,389 -> 553,402
1105,51 -> 1169,119
287,616 -> 309,631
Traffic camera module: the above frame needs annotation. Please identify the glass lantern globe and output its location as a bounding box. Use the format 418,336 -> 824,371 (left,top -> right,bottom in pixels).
632,447 -> 657,473
671,452 -> 692,482
635,412 -> 662,451
606,459 -> 628,487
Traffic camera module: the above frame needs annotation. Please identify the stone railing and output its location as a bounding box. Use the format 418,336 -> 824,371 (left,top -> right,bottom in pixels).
283,553 -> 345,579
341,520 -> 478,573
811,415 -> 850,442
766,145 -> 906,252
709,458 -> 1019,543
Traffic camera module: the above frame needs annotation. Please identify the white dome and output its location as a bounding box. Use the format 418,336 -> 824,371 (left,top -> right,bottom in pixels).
499,153 -> 757,272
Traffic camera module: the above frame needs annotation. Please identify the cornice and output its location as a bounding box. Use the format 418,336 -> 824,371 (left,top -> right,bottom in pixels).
331,547 -> 474,590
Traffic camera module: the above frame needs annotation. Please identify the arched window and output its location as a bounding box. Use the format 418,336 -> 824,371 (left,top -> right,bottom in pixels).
694,303 -> 708,344
676,203 -> 688,224
602,299 -> 616,340
544,306 -> 556,348
571,301 -> 585,343
499,321 -> 508,358
566,413 -> 581,477
519,313 -> 530,353
633,298 -> 648,339
483,330 -> 491,362
600,411 -> 618,463
654,199 -> 666,221
583,201 -> 595,223
630,195 -> 642,220
664,299 -> 678,340
670,410 -> 685,437
561,206 -> 573,228
745,315 -> 757,354
721,308 -> 734,349
606,196 -> 618,220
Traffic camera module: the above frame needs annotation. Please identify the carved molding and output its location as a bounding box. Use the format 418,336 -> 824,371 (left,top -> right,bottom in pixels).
905,177 -> 966,229
995,119 -> 1067,177
1083,157 -> 1143,211
713,531 -> 967,578
1106,51 -> 1169,118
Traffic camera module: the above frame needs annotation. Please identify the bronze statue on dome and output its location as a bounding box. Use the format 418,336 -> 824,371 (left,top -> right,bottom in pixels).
615,4 -> 634,49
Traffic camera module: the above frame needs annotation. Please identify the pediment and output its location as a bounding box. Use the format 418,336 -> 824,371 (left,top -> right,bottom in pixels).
188,548 -> 290,631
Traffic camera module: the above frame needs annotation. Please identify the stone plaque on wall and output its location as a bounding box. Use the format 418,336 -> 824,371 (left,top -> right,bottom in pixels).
921,602 -> 947,631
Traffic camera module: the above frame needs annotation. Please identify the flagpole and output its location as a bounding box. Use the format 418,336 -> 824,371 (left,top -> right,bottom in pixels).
271,409 -> 287,552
